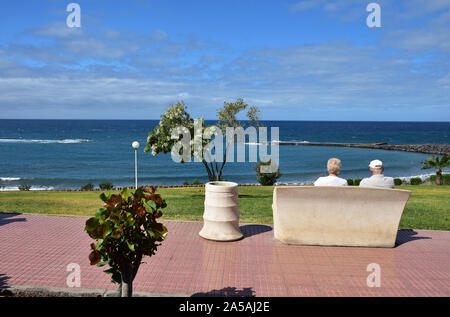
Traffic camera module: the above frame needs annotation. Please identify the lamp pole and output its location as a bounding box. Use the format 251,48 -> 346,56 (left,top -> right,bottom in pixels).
132,141 -> 140,189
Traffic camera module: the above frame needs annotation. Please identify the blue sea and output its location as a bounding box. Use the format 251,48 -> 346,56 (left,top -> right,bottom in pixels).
0,120 -> 449,190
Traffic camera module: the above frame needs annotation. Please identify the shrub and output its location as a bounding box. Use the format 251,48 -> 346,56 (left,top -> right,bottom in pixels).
430,174 -> 450,185
394,178 -> 403,186
85,186 -> 168,297
354,179 -> 362,186
19,184 -> 32,191
99,182 -> 114,190
183,181 -> 189,186
192,178 -> 203,185
254,160 -> 281,186
346,179 -> 354,186
410,177 -> 422,185
81,183 -> 94,191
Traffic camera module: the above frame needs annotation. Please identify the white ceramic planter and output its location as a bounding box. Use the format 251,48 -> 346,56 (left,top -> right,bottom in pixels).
199,181 -> 243,241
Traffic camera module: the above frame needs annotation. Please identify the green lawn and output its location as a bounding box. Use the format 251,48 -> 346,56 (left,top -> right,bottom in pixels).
0,185 -> 449,230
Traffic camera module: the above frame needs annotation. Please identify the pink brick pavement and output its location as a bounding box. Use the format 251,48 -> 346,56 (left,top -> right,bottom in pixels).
0,212 -> 449,297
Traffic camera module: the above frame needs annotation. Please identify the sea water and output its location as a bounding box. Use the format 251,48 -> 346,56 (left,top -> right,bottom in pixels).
0,120 -> 449,190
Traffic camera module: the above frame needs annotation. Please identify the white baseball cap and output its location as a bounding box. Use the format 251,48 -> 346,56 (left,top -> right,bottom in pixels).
369,159 -> 383,169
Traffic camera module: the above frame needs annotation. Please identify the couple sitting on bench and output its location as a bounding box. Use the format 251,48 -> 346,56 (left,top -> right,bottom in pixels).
313,158 -> 395,188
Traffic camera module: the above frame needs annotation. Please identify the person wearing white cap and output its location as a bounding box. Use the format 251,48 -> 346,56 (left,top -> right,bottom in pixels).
314,158 -> 348,186
359,159 -> 395,188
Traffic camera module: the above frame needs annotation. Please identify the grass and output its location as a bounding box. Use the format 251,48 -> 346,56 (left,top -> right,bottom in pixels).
0,185 -> 449,230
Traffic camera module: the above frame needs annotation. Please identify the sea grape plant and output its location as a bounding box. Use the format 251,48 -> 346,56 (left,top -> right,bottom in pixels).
85,186 -> 168,297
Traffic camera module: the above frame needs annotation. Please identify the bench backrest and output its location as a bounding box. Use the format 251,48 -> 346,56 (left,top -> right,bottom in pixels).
273,186 -> 411,247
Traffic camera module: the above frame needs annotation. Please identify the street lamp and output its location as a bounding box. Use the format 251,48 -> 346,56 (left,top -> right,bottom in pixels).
132,141 -> 140,189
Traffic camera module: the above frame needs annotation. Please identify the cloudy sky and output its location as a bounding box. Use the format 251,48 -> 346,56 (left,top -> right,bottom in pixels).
0,0 -> 449,120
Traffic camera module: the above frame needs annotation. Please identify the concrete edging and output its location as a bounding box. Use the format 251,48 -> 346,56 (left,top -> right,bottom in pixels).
0,284 -> 188,297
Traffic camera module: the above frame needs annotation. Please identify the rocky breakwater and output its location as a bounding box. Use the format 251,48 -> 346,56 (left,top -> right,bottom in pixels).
274,142 -> 450,155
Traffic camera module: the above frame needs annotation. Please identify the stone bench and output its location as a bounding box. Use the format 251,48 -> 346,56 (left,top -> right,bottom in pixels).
272,186 -> 411,248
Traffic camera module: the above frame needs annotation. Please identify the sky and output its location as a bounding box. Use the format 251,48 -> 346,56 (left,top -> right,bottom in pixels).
0,0 -> 449,121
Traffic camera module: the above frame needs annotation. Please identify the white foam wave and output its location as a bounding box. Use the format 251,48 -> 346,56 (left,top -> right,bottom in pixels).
0,139 -> 93,144
0,177 -> 21,181
0,186 -> 55,191
395,173 -> 434,182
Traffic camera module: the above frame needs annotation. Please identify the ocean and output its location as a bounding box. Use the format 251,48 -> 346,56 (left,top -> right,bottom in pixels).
0,120 -> 449,190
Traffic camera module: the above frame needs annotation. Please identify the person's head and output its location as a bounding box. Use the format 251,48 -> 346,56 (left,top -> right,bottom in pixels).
369,159 -> 384,175
327,158 -> 342,176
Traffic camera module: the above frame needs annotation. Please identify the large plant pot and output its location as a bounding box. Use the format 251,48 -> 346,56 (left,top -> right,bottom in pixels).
199,181 -> 243,241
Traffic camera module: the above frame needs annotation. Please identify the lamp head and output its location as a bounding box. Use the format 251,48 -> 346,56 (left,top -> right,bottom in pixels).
132,141 -> 140,150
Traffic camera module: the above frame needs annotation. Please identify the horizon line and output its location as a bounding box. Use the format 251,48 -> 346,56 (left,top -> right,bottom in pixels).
1,118 -> 450,123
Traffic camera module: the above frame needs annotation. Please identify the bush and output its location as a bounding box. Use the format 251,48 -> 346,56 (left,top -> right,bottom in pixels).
354,179 -> 362,186
346,179 -> 354,186
410,177 -> 422,185
192,178 -> 203,185
430,174 -> 450,185
183,181 -> 189,186
394,178 -> 403,186
99,182 -> 114,190
19,184 -> 32,191
81,183 -> 94,191
85,186 -> 168,297
254,160 -> 281,186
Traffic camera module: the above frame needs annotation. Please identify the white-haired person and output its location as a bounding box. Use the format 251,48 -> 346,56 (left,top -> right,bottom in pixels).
314,158 -> 348,186
359,159 -> 395,188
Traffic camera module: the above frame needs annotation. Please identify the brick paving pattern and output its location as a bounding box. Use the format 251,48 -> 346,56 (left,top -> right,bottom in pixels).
0,213 -> 449,296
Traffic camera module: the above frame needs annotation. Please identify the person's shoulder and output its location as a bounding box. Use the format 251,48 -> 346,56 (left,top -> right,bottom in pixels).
359,177 -> 370,186
383,176 -> 394,183
314,177 -> 325,186
338,177 -> 348,186
384,176 -> 395,187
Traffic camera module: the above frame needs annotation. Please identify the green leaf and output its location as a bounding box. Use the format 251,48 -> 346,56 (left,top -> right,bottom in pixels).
111,227 -> 122,239
127,241 -> 135,252
95,208 -> 109,218
144,201 -> 156,212
100,192 -> 110,203
120,187 -> 131,201
151,223 -> 168,239
85,217 -> 96,229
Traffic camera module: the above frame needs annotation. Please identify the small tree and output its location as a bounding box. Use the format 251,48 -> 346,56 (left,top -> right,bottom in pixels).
145,99 -> 260,181
254,160 -> 280,186
81,183 -> 94,191
421,154 -> 449,186
85,186 -> 168,297
99,182 -> 114,190
18,184 -> 32,191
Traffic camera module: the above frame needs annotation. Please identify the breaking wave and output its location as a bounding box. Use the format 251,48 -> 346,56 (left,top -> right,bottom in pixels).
0,177 -> 21,181
0,139 -> 93,144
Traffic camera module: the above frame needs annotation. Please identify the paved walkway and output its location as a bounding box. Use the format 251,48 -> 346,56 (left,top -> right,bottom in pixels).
0,213 -> 449,297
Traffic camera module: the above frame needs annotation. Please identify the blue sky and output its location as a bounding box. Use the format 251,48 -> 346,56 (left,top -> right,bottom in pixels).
0,0 -> 449,120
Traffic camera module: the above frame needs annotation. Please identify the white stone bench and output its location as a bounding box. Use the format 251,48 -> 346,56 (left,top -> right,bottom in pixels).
272,186 -> 411,248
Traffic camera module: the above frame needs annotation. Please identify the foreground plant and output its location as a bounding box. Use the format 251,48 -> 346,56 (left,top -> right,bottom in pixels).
85,186 -> 168,297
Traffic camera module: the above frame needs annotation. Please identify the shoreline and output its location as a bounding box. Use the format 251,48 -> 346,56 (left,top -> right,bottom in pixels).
0,173 -> 439,192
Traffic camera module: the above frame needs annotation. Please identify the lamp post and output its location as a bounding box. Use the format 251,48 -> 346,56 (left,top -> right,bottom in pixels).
132,141 -> 140,189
